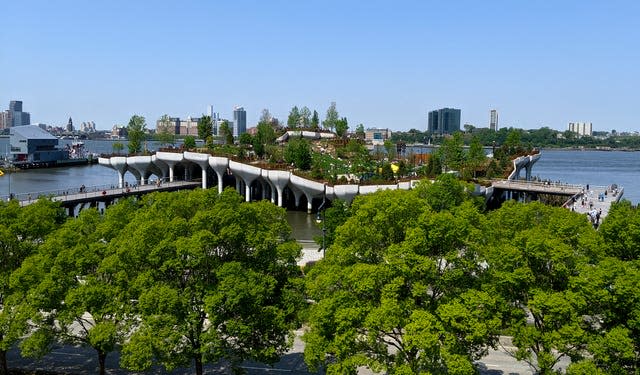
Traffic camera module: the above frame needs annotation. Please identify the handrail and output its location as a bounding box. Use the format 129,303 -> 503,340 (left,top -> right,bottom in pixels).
1,177 -> 198,204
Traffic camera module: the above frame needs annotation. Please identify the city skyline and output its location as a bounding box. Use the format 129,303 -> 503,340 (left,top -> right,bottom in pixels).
1,1 -> 639,132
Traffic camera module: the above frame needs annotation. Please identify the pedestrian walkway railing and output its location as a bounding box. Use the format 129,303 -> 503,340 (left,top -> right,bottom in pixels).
492,179 -> 587,191
2,178 -> 197,204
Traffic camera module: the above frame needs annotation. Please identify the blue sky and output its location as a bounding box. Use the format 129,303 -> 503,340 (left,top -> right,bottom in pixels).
2,1 -> 639,132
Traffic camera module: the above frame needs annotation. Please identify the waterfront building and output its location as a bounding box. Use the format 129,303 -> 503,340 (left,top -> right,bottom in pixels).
179,117 -> 200,136
9,125 -> 67,163
111,125 -> 127,139
568,122 -> 592,137
155,116 -> 200,136
427,107 -> 461,136
490,109 -> 498,131
365,128 -> 392,145
80,121 -> 96,132
233,106 -> 246,138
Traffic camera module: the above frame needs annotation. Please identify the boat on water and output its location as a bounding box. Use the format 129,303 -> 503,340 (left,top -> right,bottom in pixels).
8,125 -> 98,169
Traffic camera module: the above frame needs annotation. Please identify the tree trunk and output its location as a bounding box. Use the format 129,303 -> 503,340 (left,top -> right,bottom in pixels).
195,354 -> 203,375
97,350 -> 107,375
0,349 -> 8,375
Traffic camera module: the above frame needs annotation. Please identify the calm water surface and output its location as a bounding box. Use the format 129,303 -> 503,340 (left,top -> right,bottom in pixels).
534,149 -> 639,204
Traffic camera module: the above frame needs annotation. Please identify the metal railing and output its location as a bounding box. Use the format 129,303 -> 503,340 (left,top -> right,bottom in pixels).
2,177 -> 199,204
492,179 -> 588,191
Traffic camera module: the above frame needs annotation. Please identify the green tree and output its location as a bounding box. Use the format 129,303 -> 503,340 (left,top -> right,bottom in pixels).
322,102 -> 339,132
355,123 -> 365,139
183,135 -> 196,149
284,138 -> 312,170
383,140 -> 395,159
253,121 -> 276,158
239,132 -> 253,146
484,201 -> 600,374
424,153 -> 442,177
287,106 -> 300,129
572,258 -> 640,373
0,199 -> 65,374
335,117 -> 349,138
126,115 -> 147,154
16,207 -> 135,375
311,110 -> 320,130
197,115 -> 213,145
598,200 -> 640,260
218,120 -> 234,145
114,190 -> 303,375
111,142 -> 124,154
465,136 -> 486,178
503,129 -> 523,156
300,106 -> 311,128
440,132 -> 465,172
155,115 -> 175,147
415,173 -> 479,212
259,108 -> 272,124
304,189 -> 500,374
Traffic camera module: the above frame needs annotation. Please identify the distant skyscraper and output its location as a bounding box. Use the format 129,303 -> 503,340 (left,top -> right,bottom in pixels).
233,106 -> 246,138
207,105 -> 213,118
67,117 -> 74,132
1,100 -> 31,128
427,107 -> 461,135
9,101 -> 22,112
490,109 -> 498,131
0,111 -> 8,129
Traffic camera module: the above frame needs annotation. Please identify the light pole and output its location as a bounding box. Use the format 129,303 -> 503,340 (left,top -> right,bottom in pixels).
316,185 -> 327,257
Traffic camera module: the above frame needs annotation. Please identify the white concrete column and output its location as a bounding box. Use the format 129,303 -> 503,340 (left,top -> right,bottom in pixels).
156,152 -> 184,183
184,152 -> 210,189
209,157 -> 229,195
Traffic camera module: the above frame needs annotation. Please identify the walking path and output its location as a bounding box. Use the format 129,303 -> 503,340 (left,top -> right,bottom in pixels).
566,184 -> 624,227
7,332 -> 563,374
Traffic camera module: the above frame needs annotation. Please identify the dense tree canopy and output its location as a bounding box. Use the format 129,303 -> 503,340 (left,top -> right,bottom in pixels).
5,190 -> 304,375
484,201 -> 601,374
0,199 -> 65,375
2,173 -> 640,375
115,190 -> 302,374
304,182 -> 500,374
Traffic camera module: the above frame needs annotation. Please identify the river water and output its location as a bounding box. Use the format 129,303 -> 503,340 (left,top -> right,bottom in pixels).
0,142 -> 638,244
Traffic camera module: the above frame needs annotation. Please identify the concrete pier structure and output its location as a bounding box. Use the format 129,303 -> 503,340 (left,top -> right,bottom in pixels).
97,151 -> 427,211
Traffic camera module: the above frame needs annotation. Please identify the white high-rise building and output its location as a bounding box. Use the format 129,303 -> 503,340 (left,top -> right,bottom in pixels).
568,122 -> 593,137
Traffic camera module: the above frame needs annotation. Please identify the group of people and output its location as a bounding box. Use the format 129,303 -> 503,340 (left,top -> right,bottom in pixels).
588,208 -> 603,228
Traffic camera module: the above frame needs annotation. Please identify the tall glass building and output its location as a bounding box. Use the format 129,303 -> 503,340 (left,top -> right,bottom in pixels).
233,106 -> 246,138
490,109 -> 498,131
427,107 -> 461,135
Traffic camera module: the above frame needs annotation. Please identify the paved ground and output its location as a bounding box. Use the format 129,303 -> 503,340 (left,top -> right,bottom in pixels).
569,184 -> 624,225
7,332 -> 571,374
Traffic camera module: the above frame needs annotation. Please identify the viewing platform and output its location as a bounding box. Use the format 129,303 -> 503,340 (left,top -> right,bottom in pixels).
491,179 -> 583,196
566,184 -> 624,226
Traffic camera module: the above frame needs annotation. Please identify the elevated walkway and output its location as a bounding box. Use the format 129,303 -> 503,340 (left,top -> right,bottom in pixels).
492,180 -> 583,196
